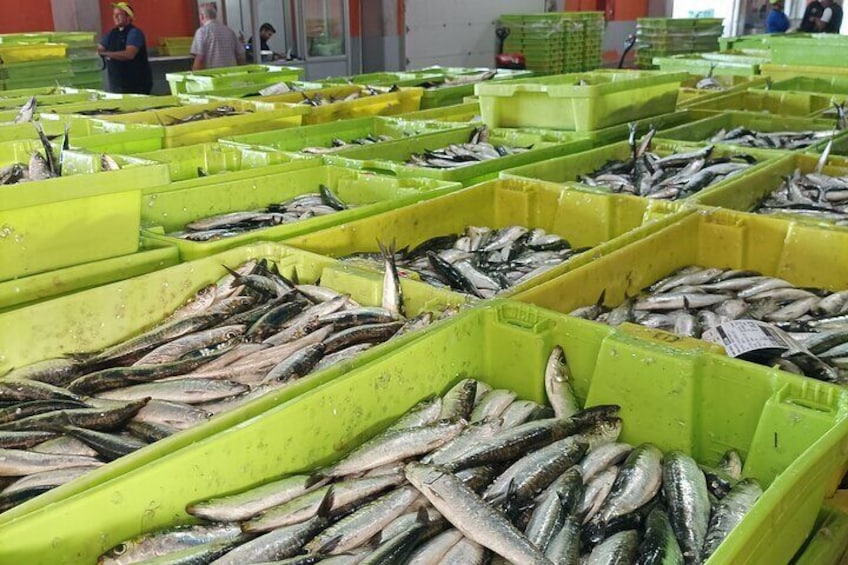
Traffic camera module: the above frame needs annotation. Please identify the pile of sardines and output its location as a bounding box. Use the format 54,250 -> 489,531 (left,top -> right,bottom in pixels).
98,348 -> 760,565
341,225 -> 576,298
708,127 -> 836,150
298,85 -> 397,107
299,133 -> 396,155
753,166 -> 848,226
0,259 -> 446,513
569,265 -> 848,383
577,127 -> 757,200
164,105 -> 246,125
406,126 -> 530,169
168,185 -> 354,242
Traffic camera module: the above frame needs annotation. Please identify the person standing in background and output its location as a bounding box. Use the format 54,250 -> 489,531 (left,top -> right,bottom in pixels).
765,0 -> 791,32
247,23 -> 283,61
191,3 -> 246,70
815,0 -> 844,32
97,2 -> 153,94
800,0 -> 825,31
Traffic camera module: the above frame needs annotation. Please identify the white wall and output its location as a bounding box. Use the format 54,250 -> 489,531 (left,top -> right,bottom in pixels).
403,0 -> 547,69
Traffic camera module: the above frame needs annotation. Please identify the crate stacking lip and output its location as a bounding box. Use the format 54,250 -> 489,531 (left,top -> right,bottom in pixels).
284,176 -> 689,298
0,298 -> 844,565
474,70 -> 687,131
0,241 -> 468,533
141,164 -> 462,260
751,75 -> 848,97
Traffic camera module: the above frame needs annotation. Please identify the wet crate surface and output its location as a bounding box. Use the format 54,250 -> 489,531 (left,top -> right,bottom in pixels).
0,301 -> 845,564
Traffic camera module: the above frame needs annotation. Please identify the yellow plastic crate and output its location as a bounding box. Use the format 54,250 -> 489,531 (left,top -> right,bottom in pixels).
101,99 -> 307,147
0,42 -> 66,63
515,205 -> 848,369
256,84 -> 424,124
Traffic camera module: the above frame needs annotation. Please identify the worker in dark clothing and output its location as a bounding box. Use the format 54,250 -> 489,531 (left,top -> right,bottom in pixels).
97,2 -> 153,94
766,0 -> 790,32
815,0 -> 844,32
799,0 -> 825,31
247,23 -> 282,61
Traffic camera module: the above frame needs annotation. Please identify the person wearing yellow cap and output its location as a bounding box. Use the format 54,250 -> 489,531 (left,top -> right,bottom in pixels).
96,2 -> 153,94
765,0 -> 790,32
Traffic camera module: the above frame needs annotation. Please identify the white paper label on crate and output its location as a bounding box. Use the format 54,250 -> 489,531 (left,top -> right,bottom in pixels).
701,319 -> 803,358
259,82 -> 292,96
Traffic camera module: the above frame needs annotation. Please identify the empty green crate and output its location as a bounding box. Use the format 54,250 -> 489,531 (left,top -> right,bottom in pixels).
475,70 -> 687,131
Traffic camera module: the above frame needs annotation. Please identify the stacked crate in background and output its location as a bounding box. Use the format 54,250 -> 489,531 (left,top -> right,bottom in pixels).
0,40 -> 71,91
636,17 -> 724,69
52,32 -> 102,89
499,12 -> 604,75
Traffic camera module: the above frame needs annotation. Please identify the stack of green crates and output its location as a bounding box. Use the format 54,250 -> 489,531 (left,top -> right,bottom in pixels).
579,11 -> 605,70
500,12 -> 605,74
0,42 -> 73,90
52,32 -> 101,89
500,14 -> 574,75
636,17 -> 724,69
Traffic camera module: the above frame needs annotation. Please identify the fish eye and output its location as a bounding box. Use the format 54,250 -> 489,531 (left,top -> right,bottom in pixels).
111,543 -> 127,556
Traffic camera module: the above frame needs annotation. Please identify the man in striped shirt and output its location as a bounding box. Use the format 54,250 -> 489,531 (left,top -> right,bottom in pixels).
191,3 -> 246,70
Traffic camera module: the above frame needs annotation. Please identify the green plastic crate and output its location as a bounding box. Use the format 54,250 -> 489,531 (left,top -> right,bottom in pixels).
255,84 -> 423,125
1,114 -> 165,153
695,152 -> 848,227
0,241 -> 468,530
321,70 -> 445,88
134,142 -> 320,192
165,64 -> 304,95
219,115 -> 465,158
685,89 -> 836,116
101,99 -> 307,148
500,140 -> 782,201
418,68 -> 535,109
397,100 -> 481,124
286,177 -> 689,296
0,33 -> 50,44
677,75 -> 769,106
141,165 -> 462,260
516,109 -> 696,147
637,17 -> 724,30
719,34 -> 774,52
753,76 -> 848,97
0,238 -> 178,312
761,64 -> 848,82
2,299 -> 844,564
0,148 -> 169,280
0,90 -> 96,111
36,95 -> 182,117
657,110 -> 844,153
653,52 -> 769,76
791,502 -> 848,565
768,34 -> 848,68
474,70 -> 687,131
0,42 -> 65,63
323,125 -> 593,186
